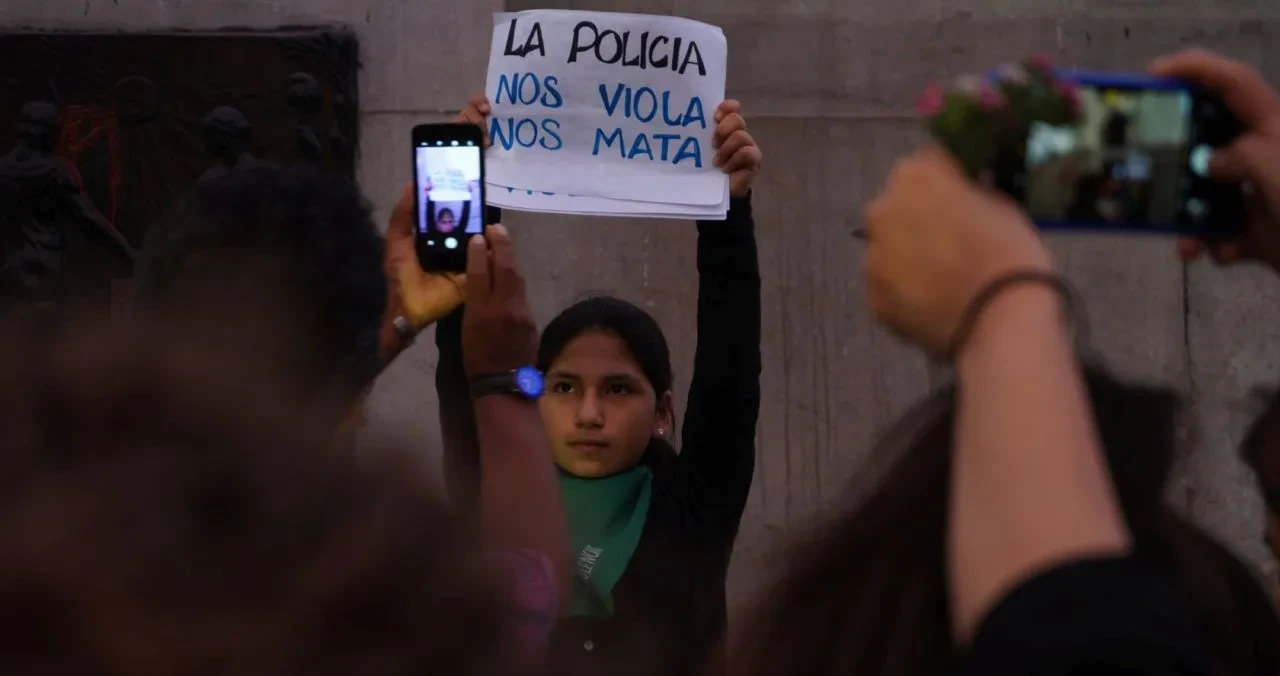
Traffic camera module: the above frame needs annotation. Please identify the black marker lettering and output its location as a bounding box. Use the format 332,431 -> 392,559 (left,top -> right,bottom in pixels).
621,31 -> 646,68
502,18 -> 546,58
567,24 -> 707,76
680,40 -> 706,76
567,21 -> 598,64
648,35 -> 670,69
595,29 -> 623,64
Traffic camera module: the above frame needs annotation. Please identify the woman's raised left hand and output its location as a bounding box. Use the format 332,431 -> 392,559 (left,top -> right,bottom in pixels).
380,183 -> 466,359
713,100 -> 762,198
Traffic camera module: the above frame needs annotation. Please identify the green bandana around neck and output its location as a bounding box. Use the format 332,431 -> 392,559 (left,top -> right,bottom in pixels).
558,465 -> 653,617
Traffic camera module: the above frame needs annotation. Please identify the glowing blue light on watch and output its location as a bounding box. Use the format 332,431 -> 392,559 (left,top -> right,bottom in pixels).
514,366 -> 544,397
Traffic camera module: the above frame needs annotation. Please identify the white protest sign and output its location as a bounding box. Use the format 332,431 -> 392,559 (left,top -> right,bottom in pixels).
487,180 -> 728,219
483,10 -> 729,207
427,172 -> 472,202
418,146 -> 479,203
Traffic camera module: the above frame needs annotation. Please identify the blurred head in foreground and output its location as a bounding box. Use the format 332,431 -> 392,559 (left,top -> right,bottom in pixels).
730,364 -> 1280,676
132,163 -> 388,437
0,318 -> 517,676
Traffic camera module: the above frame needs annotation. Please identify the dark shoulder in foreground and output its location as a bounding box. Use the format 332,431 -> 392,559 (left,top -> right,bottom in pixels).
0,320 -> 521,676
959,557 -> 1210,676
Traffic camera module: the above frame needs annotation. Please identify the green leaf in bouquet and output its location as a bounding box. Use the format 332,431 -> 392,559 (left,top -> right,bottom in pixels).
930,90 -> 977,135
928,102 -> 999,177
951,126 -> 999,177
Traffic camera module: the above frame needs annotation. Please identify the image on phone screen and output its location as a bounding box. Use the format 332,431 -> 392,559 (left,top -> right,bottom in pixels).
1017,80 -> 1236,233
415,139 -> 484,251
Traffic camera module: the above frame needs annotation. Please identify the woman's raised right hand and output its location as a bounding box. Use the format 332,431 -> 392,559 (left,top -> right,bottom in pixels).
460,225 -> 538,378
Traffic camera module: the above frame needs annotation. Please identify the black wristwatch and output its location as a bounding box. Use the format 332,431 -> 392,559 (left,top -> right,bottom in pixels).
471,366 -> 545,400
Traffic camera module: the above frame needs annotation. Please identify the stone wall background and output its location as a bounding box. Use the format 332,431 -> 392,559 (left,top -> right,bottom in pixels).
5,0 -> 1280,609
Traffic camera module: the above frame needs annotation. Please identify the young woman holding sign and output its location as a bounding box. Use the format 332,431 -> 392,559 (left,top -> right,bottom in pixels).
437,95 -> 762,676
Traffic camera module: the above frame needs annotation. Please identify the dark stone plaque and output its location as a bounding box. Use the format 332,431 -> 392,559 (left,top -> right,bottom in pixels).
0,29 -> 360,319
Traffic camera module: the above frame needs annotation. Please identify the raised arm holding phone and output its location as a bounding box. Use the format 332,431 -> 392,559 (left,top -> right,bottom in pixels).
379,181 -> 568,663
841,47 -> 1280,674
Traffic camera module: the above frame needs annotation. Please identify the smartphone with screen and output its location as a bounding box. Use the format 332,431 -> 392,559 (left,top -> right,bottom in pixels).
412,123 -> 486,272
993,70 -> 1246,237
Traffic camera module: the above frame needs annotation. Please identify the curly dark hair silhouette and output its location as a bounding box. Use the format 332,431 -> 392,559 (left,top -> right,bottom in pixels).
0,318 -> 518,676
133,163 -> 386,402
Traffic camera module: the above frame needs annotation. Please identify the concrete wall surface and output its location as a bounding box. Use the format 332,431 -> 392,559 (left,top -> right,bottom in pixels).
5,0 -> 1280,610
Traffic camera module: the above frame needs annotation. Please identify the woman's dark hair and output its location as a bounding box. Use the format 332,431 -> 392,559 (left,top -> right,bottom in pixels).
1242,389 -> 1280,513
133,164 -> 387,401
537,295 -> 674,399
437,207 -> 457,221
0,319 -> 517,676
730,364 -> 1280,676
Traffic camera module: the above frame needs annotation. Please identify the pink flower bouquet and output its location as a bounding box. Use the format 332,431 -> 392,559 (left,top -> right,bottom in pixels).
917,54 -> 1083,178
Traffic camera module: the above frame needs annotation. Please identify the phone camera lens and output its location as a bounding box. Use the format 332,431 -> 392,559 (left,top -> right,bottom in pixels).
1190,145 -> 1212,178
1186,198 -> 1207,221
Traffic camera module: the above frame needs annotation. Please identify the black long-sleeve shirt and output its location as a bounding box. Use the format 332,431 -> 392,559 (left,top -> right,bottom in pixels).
435,196 -> 761,676
960,557 -> 1211,675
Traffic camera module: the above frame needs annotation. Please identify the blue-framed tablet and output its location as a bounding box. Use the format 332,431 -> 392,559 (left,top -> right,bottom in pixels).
984,68 -> 1245,237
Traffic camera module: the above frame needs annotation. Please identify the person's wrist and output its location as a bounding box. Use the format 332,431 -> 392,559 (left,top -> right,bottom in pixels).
399,288 -> 462,332
403,308 -> 434,333
472,391 -> 540,420
464,354 -> 537,381
379,317 -> 407,364
954,282 -> 1068,368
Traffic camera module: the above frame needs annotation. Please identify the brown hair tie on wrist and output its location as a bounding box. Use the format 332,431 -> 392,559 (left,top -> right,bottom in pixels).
946,270 -> 1075,362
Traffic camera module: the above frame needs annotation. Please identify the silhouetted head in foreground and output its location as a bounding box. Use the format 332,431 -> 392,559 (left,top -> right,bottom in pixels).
731,364 -> 1280,676
0,319 -> 516,676
133,164 -> 387,431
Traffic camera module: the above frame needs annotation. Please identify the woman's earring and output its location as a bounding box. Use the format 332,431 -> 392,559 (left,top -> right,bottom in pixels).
656,427 -> 665,436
